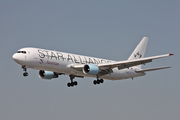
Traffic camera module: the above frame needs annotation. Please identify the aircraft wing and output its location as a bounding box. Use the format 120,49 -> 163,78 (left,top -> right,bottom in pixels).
98,53 -> 174,70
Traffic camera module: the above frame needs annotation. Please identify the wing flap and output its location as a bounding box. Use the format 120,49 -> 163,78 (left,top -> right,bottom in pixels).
135,66 -> 171,73
117,59 -> 152,70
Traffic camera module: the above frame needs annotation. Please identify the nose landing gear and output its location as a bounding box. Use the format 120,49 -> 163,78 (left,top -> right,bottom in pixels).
22,65 -> 28,76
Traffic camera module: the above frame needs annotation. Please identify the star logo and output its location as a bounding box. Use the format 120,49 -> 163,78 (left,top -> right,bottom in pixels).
134,52 -> 142,58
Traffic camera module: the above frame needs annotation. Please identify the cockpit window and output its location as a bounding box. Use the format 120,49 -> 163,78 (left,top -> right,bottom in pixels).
17,51 -> 26,54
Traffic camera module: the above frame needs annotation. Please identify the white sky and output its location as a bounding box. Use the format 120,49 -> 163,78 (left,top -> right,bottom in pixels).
0,1 -> 179,120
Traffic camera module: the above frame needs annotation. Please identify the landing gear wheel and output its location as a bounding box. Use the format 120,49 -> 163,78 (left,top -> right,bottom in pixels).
93,80 -> 97,85
22,66 -> 28,77
70,82 -> 74,87
100,79 -> 104,83
93,77 -> 104,85
67,83 -> 71,87
97,80 -> 100,84
67,75 -> 78,87
74,81 -> 78,86
23,72 -> 28,76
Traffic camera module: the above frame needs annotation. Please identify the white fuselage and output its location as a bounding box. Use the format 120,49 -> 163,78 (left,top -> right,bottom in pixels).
12,47 -> 145,80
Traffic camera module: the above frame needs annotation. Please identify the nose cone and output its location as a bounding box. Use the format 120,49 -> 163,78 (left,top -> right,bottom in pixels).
12,53 -> 23,64
12,53 -> 18,62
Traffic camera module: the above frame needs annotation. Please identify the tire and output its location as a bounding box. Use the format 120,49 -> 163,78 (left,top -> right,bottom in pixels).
93,80 -> 97,85
96,80 -> 100,84
23,72 -> 28,76
70,82 -> 74,87
67,83 -> 71,87
74,81 -> 78,86
100,79 -> 104,83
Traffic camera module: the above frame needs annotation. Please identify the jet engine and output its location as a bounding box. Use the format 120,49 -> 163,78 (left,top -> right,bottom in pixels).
39,70 -> 58,79
83,64 -> 99,75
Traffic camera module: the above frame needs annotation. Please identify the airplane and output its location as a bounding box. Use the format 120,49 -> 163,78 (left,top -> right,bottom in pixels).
12,37 -> 174,87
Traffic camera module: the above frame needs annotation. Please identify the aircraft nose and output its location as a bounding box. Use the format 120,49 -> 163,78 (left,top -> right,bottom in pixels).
12,53 -> 18,61
12,52 -> 26,65
12,53 -> 22,63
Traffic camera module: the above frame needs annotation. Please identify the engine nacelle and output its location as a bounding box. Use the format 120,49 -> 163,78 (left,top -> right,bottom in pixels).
83,64 -> 99,75
39,70 -> 58,80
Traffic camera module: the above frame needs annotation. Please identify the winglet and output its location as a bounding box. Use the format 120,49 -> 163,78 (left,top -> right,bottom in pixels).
169,53 -> 174,56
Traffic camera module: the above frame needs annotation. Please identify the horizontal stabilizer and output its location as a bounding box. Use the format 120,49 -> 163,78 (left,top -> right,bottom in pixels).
135,66 -> 171,73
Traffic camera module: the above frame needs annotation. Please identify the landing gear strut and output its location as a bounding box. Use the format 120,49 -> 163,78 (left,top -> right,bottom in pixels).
67,75 -> 78,87
93,76 -> 104,85
22,65 -> 28,76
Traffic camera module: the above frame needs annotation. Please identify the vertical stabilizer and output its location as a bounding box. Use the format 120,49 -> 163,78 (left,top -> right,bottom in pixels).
128,37 -> 148,68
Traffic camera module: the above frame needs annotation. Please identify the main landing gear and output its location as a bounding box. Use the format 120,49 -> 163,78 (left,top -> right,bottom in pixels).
22,65 -> 28,76
67,75 -> 78,87
93,77 -> 104,85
